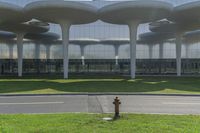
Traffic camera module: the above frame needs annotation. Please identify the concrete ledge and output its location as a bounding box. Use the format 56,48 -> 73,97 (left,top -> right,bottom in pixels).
1,93 -> 200,97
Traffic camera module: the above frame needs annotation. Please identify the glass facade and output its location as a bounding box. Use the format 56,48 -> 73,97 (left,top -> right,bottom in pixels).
0,0 -> 200,75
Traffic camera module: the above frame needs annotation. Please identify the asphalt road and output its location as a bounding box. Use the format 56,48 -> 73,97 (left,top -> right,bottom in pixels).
1,95 -> 200,114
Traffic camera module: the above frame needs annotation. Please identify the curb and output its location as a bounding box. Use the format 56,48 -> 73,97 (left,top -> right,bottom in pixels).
1,93 -> 200,97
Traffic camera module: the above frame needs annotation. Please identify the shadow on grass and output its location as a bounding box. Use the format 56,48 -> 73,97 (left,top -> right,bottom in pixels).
0,76 -> 200,94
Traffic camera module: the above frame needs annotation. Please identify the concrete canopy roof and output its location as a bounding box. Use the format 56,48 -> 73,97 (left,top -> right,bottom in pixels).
100,38 -> 130,45
184,30 -> 200,38
183,30 -> 200,44
25,1 -> 98,79
25,1 -> 98,24
138,32 -> 174,44
24,32 -> 60,42
99,1 -> 173,24
0,22 -> 49,34
169,1 -> 200,24
0,31 -> 16,40
99,1 -> 172,79
0,2 -> 29,24
149,20 -> 200,33
149,21 -> 177,33
0,31 -> 16,44
70,38 -> 100,45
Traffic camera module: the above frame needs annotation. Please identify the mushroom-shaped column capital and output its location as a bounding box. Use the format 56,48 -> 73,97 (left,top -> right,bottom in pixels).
99,1 -> 173,79
0,22 -> 50,77
100,38 -> 130,66
0,31 -> 16,59
169,1 -> 200,25
25,1 -> 98,79
25,32 -> 60,60
70,38 -> 99,66
0,2 -> 29,24
25,1 -> 98,25
99,1 -> 173,25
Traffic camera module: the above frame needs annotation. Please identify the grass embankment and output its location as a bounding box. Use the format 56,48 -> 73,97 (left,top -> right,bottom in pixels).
0,113 -> 200,133
0,75 -> 200,94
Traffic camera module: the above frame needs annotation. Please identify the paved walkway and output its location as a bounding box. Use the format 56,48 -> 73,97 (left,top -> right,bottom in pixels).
0,95 -> 200,114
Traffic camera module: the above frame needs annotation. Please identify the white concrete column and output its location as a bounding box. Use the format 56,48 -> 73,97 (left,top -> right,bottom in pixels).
8,44 -> 14,59
175,33 -> 182,76
185,44 -> 189,58
149,45 -> 153,59
159,43 -> 164,59
35,43 -> 40,59
16,33 -> 25,77
45,45 -> 51,60
114,44 -> 120,65
60,22 -> 70,79
128,21 -> 139,79
80,45 -> 85,66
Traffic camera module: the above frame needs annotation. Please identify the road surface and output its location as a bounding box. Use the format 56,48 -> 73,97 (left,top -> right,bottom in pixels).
0,95 -> 200,114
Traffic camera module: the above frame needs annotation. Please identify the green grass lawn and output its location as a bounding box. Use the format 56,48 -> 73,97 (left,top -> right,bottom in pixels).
0,75 -> 200,94
0,113 -> 200,133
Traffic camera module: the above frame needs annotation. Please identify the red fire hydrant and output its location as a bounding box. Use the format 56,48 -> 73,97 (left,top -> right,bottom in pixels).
113,97 -> 121,119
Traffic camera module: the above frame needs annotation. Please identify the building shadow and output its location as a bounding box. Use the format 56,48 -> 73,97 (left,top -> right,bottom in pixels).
0,76 -> 199,94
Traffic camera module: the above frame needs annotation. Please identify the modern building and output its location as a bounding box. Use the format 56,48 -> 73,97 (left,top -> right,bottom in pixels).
0,0 -> 200,78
